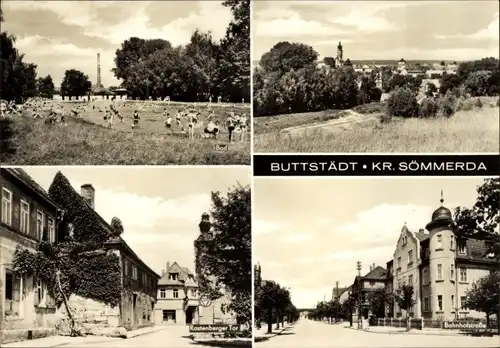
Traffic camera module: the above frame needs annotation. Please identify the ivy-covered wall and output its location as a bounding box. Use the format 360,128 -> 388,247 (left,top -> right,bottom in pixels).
12,171 -> 122,310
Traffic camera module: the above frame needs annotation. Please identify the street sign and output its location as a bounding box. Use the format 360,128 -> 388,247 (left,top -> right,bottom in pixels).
189,324 -> 241,333
199,294 -> 212,307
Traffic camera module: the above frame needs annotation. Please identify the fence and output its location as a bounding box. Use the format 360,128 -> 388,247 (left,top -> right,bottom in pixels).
373,317 -> 498,330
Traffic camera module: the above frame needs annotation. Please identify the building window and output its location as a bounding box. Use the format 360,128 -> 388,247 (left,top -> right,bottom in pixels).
408,250 -> 413,263
450,265 -> 454,280
1,188 -> 13,225
451,295 -> 454,311
460,267 -> 467,282
424,297 -> 429,312
5,270 -> 21,316
408,275 -> 413,285
48,218 -> 55,243
124,260 -> 129,276
450,237 -> 454,250
458,244 -> 466,255
192,289 -> 197,298
437,264 -> 442,281
160,289 -> 166,299
36,211 -> 45,240
397,257 -> 401,268
460,296 -> 467,309
173,289 -> 179,298
132,265 -> 138,280
437,295 -> 443,311
437,235 -> 442,249
169,273 -> 178,281
423,268 -> 429,284
35,279 -> 45,307
20,200 -> 30,233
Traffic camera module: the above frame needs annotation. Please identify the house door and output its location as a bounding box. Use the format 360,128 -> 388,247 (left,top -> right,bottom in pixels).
186,307 -> 194,324
132,294 -> 137,326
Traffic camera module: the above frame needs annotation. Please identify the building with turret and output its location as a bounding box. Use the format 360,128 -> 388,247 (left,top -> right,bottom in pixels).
388,193 -> 497,320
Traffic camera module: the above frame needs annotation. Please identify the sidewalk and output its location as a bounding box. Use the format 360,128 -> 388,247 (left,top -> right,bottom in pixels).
254,322 -> 294,342
2,335 -> 121,347
2,325 -> 168,347
346,325 -> 464,337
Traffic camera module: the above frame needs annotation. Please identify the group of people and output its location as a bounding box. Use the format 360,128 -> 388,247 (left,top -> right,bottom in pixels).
160,105 -> 248,142
1,97 -> 249,142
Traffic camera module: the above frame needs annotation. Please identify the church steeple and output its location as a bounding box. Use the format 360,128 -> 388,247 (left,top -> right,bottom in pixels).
337,41 -> 343,62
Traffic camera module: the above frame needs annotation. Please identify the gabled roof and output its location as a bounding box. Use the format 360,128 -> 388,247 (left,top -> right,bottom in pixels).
3,168 -> 60,209
158,261 -> 198,287
363,266 -> 386,280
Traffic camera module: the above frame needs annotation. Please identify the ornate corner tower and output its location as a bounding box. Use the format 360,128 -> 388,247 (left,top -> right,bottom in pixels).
425,191 -> 456,318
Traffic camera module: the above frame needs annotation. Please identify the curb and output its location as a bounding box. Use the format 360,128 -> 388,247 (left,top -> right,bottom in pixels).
191,338 -> 252,347
126,326 -> 166,339
254,324 -> 294,343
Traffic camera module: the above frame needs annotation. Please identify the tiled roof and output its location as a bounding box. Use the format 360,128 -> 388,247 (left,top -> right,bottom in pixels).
363,266 -> 387,280
5,168 -> 59,208
457,237 -> 497,263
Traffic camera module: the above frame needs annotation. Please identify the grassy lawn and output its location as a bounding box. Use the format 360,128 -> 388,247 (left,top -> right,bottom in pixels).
1,102 -> 250,165
253,100 -> 499,153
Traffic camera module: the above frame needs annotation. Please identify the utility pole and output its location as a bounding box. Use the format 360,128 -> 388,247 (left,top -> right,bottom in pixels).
335,281 -> 339,323
356,261 -> 362,329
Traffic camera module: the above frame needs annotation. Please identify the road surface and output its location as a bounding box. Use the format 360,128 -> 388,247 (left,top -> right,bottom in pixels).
6,325 -> 243,348
256,319 -> 500,348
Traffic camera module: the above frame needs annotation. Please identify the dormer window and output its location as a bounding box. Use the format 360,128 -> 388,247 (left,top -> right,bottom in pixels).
169,273 -> 178,281
458,244 -> 466,255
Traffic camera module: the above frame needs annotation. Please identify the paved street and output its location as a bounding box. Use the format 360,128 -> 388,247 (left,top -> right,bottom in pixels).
4,325 -> 244,348
255,319 -> 500,348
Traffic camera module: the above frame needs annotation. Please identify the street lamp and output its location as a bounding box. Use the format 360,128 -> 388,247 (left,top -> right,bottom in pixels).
356,261 -> 362,329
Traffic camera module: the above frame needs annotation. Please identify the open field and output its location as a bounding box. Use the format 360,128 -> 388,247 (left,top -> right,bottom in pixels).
253,99 -> 499,153
1,101 -> 250,165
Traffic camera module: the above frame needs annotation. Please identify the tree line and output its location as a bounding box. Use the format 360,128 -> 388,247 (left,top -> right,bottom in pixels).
114,0 -> 249,102
0,1 -> 249,103
254,270 -> 300,334
310,178 -> 499,332
253,40 -> 500,117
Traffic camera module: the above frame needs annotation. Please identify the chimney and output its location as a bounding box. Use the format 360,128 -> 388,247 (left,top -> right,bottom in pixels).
373,263 -> 376,270
369,265 -> 373,272
81,184 -> 95,209
161,269 -> 165,277
419,228 -> 425,233
166,262 -> 170,273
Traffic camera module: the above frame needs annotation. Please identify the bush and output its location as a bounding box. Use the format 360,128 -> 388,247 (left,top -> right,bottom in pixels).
439,91 -> 457,117
419,98 -> 439,118
387,87 -> 419,118
475,97 -> 483,108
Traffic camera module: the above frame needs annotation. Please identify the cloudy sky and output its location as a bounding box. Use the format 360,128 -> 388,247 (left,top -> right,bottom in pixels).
1,1 -> 232,87
19,166 -> 250,277
254,177 -> 489,309
252,1 -> 499,61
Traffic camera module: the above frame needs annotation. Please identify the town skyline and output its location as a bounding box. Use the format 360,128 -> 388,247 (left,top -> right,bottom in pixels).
252,1 -> 499,62
1,0 -> 233,87
19,166 -> 250,278
254,177 -> 488,309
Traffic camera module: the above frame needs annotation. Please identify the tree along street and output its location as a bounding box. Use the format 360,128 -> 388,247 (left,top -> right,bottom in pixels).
255,319 -> 500,348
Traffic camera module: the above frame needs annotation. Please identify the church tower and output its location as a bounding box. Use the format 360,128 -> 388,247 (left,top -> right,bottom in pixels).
337,41 -> 343,63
